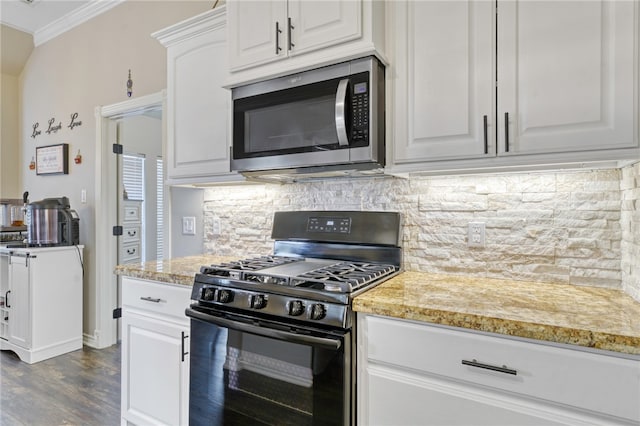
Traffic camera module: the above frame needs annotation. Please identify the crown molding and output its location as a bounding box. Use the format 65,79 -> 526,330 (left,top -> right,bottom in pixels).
33,0 -> 125,47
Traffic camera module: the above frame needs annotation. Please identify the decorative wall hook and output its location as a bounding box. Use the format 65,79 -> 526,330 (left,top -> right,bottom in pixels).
127,69 -> 133,97
74,149 -> 82,164
68,112 -> 82,130
31,122 -> 41,138
46,117 -> 62,134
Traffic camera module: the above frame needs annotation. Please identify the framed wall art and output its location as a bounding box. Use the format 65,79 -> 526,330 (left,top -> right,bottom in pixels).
36,143 -> 69,175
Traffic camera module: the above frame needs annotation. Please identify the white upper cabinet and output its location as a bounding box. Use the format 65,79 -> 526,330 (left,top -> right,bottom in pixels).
227,1 -> 288,70
226,0 -> 385,86
154,7 -> 242,185
497,0 -> 637,156
390,0 -> 639,172
391,0 -> 495,162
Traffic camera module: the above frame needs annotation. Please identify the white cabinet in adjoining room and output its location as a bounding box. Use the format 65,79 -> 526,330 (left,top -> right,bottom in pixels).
153,6 -> 242,185
389,0 -> 639,172
0,246 -> 84,364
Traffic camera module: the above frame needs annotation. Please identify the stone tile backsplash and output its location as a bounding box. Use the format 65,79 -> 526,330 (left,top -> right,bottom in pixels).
203,164 -> 640,301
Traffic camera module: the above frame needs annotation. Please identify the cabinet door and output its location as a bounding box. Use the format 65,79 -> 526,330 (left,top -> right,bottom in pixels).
7,255 -> 30,348
121,313 -> 189,426
228,0 -> 288,71
497,0 -> 638,155
287,0 -> 361,57
392,0 -> 495,163
167,18 -> 231,179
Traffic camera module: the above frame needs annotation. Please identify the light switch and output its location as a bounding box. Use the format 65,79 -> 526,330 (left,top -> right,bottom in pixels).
81,189 -> 87,203
182,216 -> 196,235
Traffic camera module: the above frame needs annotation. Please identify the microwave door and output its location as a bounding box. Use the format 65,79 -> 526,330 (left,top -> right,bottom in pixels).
335,79 -> 350,147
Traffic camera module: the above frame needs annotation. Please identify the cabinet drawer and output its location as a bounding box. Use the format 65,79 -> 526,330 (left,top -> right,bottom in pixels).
122,277 -> 191,321
122,225 -> 141,244
123,204 -> 141,222
365,316 -> 640,422
120,242 -> 141,264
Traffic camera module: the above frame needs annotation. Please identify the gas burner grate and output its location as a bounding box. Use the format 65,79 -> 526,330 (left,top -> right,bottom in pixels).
200,256 -> 301,277
294,262 -> 397,292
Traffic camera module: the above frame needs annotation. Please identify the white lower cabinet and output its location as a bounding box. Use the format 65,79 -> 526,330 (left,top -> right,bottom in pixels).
121,277 -> 191,426
357,314 -> 640,426
0,246 -> 84,364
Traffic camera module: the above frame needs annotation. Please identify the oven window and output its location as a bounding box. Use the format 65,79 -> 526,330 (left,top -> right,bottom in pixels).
189,317 -> 349,426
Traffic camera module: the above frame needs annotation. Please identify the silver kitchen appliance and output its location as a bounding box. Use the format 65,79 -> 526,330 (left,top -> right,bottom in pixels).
188,210 -> 402,425
231,56 -> 385,182
26,197 -> 80,246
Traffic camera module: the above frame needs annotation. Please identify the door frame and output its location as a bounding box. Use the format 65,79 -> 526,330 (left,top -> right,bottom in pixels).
93,90 -> 167,348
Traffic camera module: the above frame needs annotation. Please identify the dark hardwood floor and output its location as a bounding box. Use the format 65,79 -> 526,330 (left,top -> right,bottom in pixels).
1,344 -> 120,425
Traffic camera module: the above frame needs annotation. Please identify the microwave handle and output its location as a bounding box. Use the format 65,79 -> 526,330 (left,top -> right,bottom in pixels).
335,78 -> 350,146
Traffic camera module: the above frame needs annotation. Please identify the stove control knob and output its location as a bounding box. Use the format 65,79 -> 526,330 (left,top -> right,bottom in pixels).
310,303 -> 326,321
216,289 -> 234,304
202,287 -> 216,301
288,300 -> 305,316
250,294 -> 267,309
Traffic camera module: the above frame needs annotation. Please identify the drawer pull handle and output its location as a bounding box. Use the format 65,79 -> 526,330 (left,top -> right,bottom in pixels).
127,230 -> 137,237
140,296 -> 162,303
462,359 -> 517,376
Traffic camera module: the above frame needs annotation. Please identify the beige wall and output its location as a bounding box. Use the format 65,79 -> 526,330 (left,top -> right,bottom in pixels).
203,166 -> 640,302
18,1 -> 210,341
0,73 -> 21,198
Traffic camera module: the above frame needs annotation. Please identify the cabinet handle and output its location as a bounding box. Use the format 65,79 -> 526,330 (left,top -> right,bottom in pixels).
127,248 -> 136,255
181,331 -> 189,362
140,296 -> 161,303
483,115 -> 488,154
5,291 -> 10,308
462,359 -> 517,375
127,230 -> 136,237
287,17 -> 295,51
275,21 -> 283,54
504,112 -> 510,152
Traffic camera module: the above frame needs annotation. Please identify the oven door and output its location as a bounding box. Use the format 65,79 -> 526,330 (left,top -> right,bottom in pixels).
186,307 -> 350,426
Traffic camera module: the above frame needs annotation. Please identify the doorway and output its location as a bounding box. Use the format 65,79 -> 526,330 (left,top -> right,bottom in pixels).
94,91 -> 168,348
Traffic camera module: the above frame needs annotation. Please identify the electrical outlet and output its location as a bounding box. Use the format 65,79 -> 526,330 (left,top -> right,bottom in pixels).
468,222 -> 485,247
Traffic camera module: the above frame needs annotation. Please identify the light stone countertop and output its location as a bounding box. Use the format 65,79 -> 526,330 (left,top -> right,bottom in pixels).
353,271 -> 640,356
114,257 -> 640,355
113,254 -> 237,286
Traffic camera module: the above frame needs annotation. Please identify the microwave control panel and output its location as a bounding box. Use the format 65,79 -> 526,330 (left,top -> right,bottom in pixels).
351,75 -> 369,143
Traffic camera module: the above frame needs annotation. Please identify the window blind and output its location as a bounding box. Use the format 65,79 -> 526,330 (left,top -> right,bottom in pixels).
122,153 -> 145,201
156,157 -> 164,261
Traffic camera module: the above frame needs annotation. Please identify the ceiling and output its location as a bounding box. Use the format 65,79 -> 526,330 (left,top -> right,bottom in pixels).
0,0 -> 121,75
0,0 -> 92,35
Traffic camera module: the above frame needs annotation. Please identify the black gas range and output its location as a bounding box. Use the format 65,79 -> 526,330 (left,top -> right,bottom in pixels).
187,211 -> 402,426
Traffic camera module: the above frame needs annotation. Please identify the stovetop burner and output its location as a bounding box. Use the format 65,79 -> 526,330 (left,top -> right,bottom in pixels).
201,257 -> 396,293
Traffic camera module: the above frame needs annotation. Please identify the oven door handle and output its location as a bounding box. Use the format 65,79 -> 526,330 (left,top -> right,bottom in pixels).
186,308 -> 342,351
335,78 -> 350,146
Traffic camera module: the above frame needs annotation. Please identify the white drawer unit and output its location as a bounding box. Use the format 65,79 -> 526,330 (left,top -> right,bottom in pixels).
119,200 -> 143,265
358,314 -> 640,425
123,202 -> 141,222
122,277 -> 192,320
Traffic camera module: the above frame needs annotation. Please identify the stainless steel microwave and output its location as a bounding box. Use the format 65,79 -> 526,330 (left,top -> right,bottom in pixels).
231,56 -> 385,181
